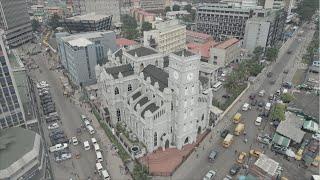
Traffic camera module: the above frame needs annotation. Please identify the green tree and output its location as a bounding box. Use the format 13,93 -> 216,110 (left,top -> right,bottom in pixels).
265,47 -> 279,61
165,6 -> 171,12
296,0 -> 319,21
31,19 -> 40,32
133,163 -> 150,180
172,4 -> 180,11
121,14 -> 137,29
183,4 -> 192,13
48,13 -> 60,30
253,46 -> 264,58
123,28 -> 139,40
141,22 -> 152,32
280,93 -> 295,103
270,104 -> 286,121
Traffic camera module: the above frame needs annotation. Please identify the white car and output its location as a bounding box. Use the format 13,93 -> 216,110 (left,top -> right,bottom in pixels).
255,117 -> 262,126
312,133 -> 320,141
48,123 -> 59,130
203,170 -> 216,180
71,136 -> 78,145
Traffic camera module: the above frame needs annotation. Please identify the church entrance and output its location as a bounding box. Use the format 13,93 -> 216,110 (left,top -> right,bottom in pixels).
184,137 -> 189,144
165,139 -> 169,149
197,126 -> 201,134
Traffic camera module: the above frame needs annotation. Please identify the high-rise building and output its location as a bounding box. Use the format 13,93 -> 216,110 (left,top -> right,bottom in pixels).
0,31 -> 26,129
140,0 -> 165,11
0,0 -> 33,48
195,3 -> 253,41
143,20 -> 186,54
77,0 -> 121,24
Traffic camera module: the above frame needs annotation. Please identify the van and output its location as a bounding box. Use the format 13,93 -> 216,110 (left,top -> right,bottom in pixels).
101,170 -> 110,180
83,141 -> 90,150
233,113 -> 241,123
255,117 -> 262,126
96,151 -> 103,162
96,162 -> 103,172
223,134 -> 233,148
87,125 -> 95,135
242,103 -> 250,111
234,123 -> 245,136
91,138 -> 97,145
94,143 -> 101,152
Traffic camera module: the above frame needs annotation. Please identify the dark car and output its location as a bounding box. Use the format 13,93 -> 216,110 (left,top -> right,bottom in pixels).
283,69 -> 289,74
208,150 -> 218,162
222,94 -> 231,98
267,72 -> 273,78
251,99 -> 257,106
258,101 -> 265,107
287,50 -> 292,54
220,130 -> 230,138
282,82 -> 293,89
229,164 -> 241,175
249,93 -> 256,100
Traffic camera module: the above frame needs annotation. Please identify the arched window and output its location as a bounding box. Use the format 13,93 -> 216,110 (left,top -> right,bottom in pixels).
128,84 -> 132,91
116,109 -> 121,121
154,132 -> 157,147
114,87 -> 119,95
202,114 -> 204,121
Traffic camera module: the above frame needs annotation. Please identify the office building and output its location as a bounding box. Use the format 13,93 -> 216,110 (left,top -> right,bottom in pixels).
140,0 -> 165,11
243,9 -> 286,52
77,0 -> 120,23
0,0 -> 33,48
59,13 -> 112,33
144,20 -> 186,54
264,0 -> 284,9
0,32 -> 26,129
0,127 -> 45,179
56,31 -> 117,86
96,46 -> 213,152
210,38 -> 241,66
196,3 -> 253,41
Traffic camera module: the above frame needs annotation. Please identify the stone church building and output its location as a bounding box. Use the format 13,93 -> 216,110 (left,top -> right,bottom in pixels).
95,46 -> 213,152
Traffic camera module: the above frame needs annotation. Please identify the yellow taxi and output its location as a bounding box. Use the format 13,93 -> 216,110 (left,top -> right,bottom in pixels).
237,152 -> 247,164
249,149 -> 263,158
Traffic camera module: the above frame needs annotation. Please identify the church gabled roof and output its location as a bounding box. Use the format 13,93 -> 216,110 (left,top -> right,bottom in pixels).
104,64 -> 134,79
142,65 -> 168,92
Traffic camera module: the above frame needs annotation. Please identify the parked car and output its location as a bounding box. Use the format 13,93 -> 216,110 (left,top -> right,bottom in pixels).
237,152 -> 247,164
282,82 -> 292,89
222,94 -> 231,98
249,93 -> 256,100
258,101 -> 265,107
257,134 -> 271,145
271,145 -> 287,155
71,136 -> 78,146
203,170 -> 216,180
250,99 -> 257,106
48,123 -> 59,130
283,69 -> 289,74
229,164 -> 241,175
267,72 -> 273,78
220,130 -> 230,138
208,150 -> 218,162
249,149 -> 263,157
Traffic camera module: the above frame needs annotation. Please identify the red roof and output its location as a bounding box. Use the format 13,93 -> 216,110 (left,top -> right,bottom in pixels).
132,8 -> 156,16
186,30 -> 212,40
116,38 -> 137,47
215,38 -> 240,49
186,40 -> 218,59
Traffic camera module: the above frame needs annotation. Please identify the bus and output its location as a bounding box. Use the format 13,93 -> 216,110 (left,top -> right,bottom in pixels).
212,81 -> 222,91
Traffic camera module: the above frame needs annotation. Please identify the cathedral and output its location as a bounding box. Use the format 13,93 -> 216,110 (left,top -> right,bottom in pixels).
95,46 -> 213,152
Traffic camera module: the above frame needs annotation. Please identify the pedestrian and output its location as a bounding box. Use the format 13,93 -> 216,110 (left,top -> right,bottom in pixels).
235,150 -> 238,154
202,146 -> 204,150
196,154 -> 199,158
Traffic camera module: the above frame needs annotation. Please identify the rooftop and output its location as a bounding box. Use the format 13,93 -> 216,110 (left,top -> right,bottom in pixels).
66,13 -> 111,21
134,97 -> 149,110
67,37 -> 93,47
288,91 -> 320,120
215,38 -> 240,49
0,127 -> 36,170
105,64 -> 134,79
173,49 -> 194,57
254,154 -> 279,176
141,103 -> 159,118
187,40 -> 218,58
186,30 -> 212,40
61,31 -> 114,43
276,112 -> 305,143
116,38 -> 137,47
127,46 -> 158,57
142,65 -> 169,91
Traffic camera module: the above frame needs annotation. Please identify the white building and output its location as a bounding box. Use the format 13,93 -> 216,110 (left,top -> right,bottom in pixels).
95,46 -> 213,152
143,20 -> 186,54
77,0 -> 121,23
56,31 -> 117,86
210,38 -> 241,66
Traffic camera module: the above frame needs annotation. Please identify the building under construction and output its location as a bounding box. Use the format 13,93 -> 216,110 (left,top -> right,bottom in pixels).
59,13 -> 112,33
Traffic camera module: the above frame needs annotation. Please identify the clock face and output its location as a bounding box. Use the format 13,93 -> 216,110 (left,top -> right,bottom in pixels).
173,71 -> 179,79
187,73 -> 194,81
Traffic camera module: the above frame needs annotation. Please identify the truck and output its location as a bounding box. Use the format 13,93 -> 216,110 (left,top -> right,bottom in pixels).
234,123 -> 245,136
223,134 -> 234,148
49,143 -> 68,153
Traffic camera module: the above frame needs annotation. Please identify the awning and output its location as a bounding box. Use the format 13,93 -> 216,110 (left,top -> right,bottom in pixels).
303,121 -> 319,133
272,133 -> 291,148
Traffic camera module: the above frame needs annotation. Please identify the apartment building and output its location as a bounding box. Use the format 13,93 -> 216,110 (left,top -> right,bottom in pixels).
0,0 -> 33,48
56,31 -> 117,86
143,20 -> 186,54
76,0 -> 120,23
209,38 -> 241,66
140,0 -> 165,11
264,0 -> 284,9
196,3 -> 253,41
243,9 -> 286,53
0,32 -> 26,129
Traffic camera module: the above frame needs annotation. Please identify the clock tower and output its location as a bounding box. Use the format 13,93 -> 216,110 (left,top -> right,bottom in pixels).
168,50 -> 201,149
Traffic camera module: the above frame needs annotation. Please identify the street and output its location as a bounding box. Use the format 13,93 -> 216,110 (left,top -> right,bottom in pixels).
166,24 -> 316,180
19,44 -> 131,180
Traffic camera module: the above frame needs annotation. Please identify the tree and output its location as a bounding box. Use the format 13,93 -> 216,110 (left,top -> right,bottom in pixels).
172,4 -> 180,11
123,28 -> 139,40
121,14 -> 137,29
133,163 -> 150,180
31,19 -> 40,32
296,0 -> 319,21
280,93 -> 295,103
183,4 -> 192,13
165,6 -> 171,12
265,47 -> 279,61
253,46 -> 264,59
141,22 -> 152,32
48,13 -> 60,30
270,104 -> 286,121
